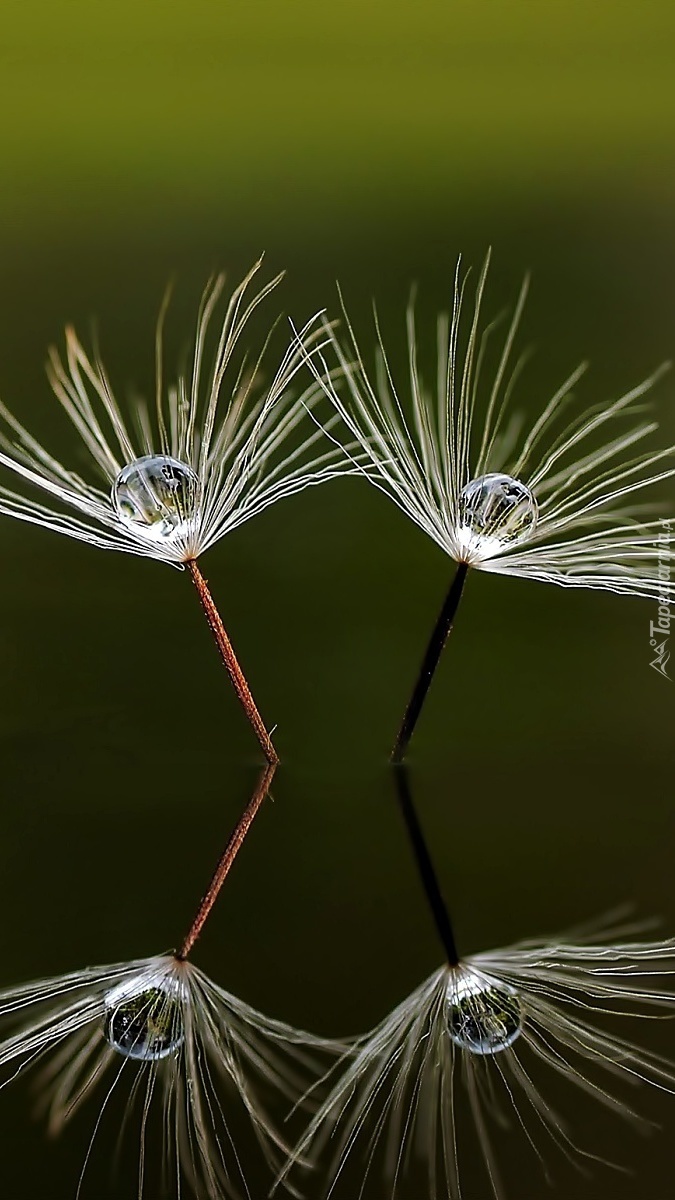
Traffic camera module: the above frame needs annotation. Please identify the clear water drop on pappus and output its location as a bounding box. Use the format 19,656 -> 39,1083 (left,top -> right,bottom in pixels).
113,455 -> 199,541
104,977 -> 184,1061
458,472 -> 538,560
447,970 -> 523,1055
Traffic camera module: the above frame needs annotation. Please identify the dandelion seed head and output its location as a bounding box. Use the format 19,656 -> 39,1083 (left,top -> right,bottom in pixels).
307,255 -> 675,600
446,967 -> 523,1055
104,973 -> 184,1061
0,261 -> 357,567
457,472 -> 538,563
282,924 -> 675,1199
0,952 -> 340,1198
112,455 -> 201,545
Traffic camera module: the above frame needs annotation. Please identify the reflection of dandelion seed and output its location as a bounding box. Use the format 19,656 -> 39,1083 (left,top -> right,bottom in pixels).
0,767 -> 338,1198
280,766 -> 675,1200
0,261 -> 349,762
3,956 -> 324,1199
284,947 -> 675,1200
300,253 -> 675,758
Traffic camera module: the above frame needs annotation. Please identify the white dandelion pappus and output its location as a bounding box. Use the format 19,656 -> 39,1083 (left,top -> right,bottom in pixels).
0,952 -> 335,1200
0,259 -> 342,565
299,253 -> 675,758
307,253 -> 674,596
281,924 -> 675,1200
0,259 -> 349,762
0,766 -> 341,1198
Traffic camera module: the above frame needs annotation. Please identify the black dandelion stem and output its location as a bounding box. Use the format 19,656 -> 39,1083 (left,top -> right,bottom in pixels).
393,762 -> 460,967
391,561 -> 469,762
186,558 -> 279,765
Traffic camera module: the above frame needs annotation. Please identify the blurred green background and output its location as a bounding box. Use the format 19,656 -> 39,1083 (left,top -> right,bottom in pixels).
0,2 -> 674,1197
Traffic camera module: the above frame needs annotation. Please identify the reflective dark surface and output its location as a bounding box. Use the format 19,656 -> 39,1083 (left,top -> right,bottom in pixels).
0,4 -> 674,1198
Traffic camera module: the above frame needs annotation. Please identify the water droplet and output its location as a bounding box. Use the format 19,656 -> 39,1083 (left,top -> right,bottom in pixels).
457,473 -> 537,561
112,455 -> 199,542
447,970 -> 523,1055
104,977 -> 183,1061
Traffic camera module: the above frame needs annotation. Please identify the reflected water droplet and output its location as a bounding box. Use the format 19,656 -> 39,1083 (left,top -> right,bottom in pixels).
447,970 -> 523,1055
104,977 -> 184,1061
112,455 -> 199,541
458,472 -> 537,561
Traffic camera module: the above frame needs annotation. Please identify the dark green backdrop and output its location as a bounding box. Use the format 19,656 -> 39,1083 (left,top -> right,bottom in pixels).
0,3 -> 673,1198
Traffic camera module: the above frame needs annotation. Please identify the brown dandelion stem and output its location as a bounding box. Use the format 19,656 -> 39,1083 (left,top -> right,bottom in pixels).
393,762 -> 460,966
186,558 -> 278,765
177,762 -> 277,959
391,562 -> 469,763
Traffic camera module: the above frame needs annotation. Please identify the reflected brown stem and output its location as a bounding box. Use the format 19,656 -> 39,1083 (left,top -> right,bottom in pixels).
186,558 -> 278,765
177,762 -> 277,960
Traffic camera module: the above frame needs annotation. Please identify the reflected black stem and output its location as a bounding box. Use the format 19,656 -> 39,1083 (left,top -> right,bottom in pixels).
393,762 -> 460,966
391,562 -> 469,763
